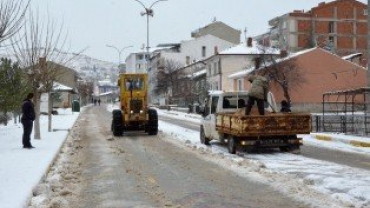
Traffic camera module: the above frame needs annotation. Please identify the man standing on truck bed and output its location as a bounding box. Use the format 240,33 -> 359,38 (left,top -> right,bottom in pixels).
245,71 -> 269,115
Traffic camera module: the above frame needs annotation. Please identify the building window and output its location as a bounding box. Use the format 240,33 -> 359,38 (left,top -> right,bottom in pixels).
213,62 -> 217,75
137,54 -> 143,60
208,65 -> 212,75
214,81 -> 219,90
364,9 -> 368,16
237,79 -> 243,91
329,21 -> 334,33
282,21 -> 287,29
329,36 -> 334,43
202,46 -> 206,57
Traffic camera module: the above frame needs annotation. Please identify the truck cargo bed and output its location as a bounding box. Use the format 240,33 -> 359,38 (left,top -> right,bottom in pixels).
216,113 -> 311,137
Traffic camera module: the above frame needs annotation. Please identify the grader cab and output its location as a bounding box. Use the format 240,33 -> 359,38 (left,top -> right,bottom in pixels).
111,73 -> 158,136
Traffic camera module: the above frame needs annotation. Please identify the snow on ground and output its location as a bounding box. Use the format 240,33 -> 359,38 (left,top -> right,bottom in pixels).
0,108 -> 80,208
1,104 -> 370,208
150,107 -> 370,208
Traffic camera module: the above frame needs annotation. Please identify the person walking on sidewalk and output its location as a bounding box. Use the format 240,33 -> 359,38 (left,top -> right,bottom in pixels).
21,93 -> 35,149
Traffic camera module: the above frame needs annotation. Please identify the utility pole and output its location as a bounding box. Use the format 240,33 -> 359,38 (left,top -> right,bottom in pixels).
134,0 -> 167,56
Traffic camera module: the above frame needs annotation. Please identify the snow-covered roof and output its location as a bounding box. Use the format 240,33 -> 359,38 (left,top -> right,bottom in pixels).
193,69 -> 206,78
228,68 -> 255,79
52,82 -> 74,92
342,53 -> 362,60
99,91 -> 114,96
98,80 -> 115,86
219,41 -> 280,55
228,47 -> 318,79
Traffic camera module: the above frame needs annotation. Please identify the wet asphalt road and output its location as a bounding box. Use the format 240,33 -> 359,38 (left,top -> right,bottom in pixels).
67,105 -> 309,208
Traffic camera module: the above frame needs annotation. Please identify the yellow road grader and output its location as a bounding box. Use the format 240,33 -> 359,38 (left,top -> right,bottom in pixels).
111,73 -> 158,136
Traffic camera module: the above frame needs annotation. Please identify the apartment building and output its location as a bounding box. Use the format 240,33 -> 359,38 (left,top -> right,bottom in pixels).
256,0 -> 367,58
125,52 -> 150,74
147,21 -> 240,103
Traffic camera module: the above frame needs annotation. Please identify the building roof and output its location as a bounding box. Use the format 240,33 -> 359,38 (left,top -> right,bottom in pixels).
228,47 -> 350,79
342,53 -> 363,60
98,79 -> 115,86
219,41 -> 280,55
52,82 -> 75,93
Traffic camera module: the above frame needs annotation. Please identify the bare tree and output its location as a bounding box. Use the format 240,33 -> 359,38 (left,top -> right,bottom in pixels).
154,59 -> 184,104
0,0 -> 30,45
11,9 -> 77,138
76,79 -> 94,106
188,63 -> 209,105
258,53 -> 306,105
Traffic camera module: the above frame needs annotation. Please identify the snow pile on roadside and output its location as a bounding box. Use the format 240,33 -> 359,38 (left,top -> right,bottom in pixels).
28,119 -> 83,208
158,120 -> 370,208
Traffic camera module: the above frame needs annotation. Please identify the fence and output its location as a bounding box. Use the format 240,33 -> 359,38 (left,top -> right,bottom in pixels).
311,87 -> 370,136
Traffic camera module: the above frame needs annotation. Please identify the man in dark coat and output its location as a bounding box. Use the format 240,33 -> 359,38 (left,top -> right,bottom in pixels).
280,100 -> 291,113
245,71 -> 269,115
21,93 -> 35,149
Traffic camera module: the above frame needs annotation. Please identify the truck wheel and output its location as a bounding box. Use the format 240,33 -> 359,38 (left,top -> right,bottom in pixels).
228,136 -> 236,154
112,110 -> 123,136
200,125 -> 210,145
290,145 -> 301,154
148,109 -> 158,135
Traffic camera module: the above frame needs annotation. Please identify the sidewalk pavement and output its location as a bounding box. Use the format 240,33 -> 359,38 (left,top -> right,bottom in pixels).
311,133 -> 370,148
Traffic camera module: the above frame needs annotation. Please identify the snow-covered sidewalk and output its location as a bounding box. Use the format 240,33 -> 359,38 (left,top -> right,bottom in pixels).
0,108 -> 80,208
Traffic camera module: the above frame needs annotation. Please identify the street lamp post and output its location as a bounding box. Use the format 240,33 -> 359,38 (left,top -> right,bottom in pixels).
106,45 -> 133,68
134,0 -> 167,55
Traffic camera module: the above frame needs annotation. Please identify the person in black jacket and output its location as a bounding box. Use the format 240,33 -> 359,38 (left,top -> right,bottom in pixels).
280,100 -> 291,113
21,93 -> 36,149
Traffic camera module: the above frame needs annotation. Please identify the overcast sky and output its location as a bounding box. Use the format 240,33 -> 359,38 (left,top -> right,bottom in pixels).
30,0 -> 367,63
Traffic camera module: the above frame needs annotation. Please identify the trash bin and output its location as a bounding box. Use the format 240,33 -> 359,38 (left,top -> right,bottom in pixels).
72,100 -> 80,112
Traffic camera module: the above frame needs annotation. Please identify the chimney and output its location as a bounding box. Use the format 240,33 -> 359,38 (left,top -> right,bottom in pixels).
280,50 -> 288,58
318,2 -> 325,6
214,46 -> 218,54
247,37 -> 253,47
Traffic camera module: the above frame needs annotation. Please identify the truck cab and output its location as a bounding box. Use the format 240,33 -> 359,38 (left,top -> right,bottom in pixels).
200,91 -> 277,144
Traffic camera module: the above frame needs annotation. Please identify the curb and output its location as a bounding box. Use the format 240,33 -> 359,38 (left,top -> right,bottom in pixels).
311,133 -> 370,148
25,112 -> 82,207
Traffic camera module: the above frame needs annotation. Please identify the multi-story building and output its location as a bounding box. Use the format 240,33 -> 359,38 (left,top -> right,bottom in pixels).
256,0 -> 367,58
206,38 -> 279,92
125,52 -> 150,74
148,21 -> 240,103
229,47 -> 367,112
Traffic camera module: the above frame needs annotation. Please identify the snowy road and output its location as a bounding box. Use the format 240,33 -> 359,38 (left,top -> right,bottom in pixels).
57,105 -> 308,208
28,105 -> 370,208
159,113 -> 370,171
156,110 -> 370,208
